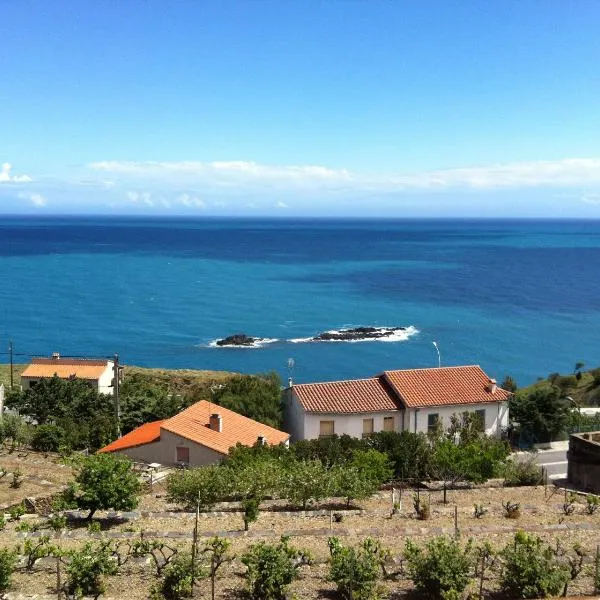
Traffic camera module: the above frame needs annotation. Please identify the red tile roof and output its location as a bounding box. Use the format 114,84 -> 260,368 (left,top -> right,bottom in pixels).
292,378 -> 400,414
98,420 -> 164,453
382,365 -> 511,408
99,401 -> 289,456
161,400 -> 289,455
292,365 -> 510,414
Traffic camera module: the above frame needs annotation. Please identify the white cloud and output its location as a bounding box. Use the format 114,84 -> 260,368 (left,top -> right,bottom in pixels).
0,163 -> 32,183
18,191 -> 47,206
177,193 -> 205,208
275,201 -> 288,209
89,157 -> 600,193
581,192 -> 600,205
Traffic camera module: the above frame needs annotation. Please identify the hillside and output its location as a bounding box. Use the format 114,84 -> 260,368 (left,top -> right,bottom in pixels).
518,365 -> 600,407
0,363 -> 237,395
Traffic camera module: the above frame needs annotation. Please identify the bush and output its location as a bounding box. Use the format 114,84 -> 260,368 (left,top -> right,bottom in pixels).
404,536 -> 473,599
151,553 -> 205,600
499,531 -> 570,598
66,541 -> 118,598
331,465 -> 377,508
327,536 -> 388,600
502,453 -> 543,486
241,536 -> 304,600
0,547 -> 18,592
31,424 -> 65,452
166,465 -> 232,510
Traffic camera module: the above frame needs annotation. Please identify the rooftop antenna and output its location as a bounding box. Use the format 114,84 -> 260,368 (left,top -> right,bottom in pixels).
287,358 -> 295,387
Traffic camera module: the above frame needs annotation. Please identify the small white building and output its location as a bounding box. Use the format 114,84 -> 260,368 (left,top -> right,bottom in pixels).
284,365 -> 510,441
20,354 -> 116,395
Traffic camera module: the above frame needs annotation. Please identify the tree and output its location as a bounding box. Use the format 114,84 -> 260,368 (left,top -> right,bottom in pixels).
151,553 -> 205,600
348,449 -> 393,487
292,434 -> 364,467
501,375 -> 518,393
499,531 -> 570,599
327,537 -> 388,600
166,465 -> 232,510
509,386 -> 570,443
404,536 -> 473,600
281,458 -> 330,510
211,372 -> 283,428
331,466 -> 376,508
64,454 -> 142,520
367,431 -> 432,481
31,424 -> 64,452
241,537 -> 305,600
202,537 -> 234,600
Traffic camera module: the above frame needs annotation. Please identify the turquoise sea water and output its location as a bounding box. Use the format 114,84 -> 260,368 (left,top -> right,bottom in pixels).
0,217 -> 599,386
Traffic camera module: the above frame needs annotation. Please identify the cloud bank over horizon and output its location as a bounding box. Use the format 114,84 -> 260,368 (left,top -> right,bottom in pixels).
2,157 -> 600,216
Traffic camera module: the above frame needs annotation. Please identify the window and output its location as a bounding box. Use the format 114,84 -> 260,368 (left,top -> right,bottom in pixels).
362,418 -> 374,437
383,416 -> 394,432
176,446 -> 190,465
319,420 -> 335,438
427,413 -> 439,434
475,409 -> 486,431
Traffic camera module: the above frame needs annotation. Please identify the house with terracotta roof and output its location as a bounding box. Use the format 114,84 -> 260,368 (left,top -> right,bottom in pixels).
99,400 -> 290,467
284,365 -> 510,441
21,354 -> 116,395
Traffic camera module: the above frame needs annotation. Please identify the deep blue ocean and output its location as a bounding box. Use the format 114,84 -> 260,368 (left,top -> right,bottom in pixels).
1,217 -> 599,387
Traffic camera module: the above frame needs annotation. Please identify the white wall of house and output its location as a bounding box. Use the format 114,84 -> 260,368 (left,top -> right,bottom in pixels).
21,361 -> 115,395
404,402 -> 509,437
97,363 -> 115,395
113,428 -> 224,466
286,390 -> 509,441
302,409 -> 403,441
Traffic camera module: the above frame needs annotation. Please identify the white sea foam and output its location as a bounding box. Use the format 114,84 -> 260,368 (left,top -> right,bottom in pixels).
289,326 -> 419,344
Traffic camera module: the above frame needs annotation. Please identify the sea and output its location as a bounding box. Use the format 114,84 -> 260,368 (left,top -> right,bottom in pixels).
0,217 -> 599,388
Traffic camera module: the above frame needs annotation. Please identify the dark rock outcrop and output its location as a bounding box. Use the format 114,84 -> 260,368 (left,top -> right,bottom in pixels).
313,326 -> 405,342
216,334 -> 256,347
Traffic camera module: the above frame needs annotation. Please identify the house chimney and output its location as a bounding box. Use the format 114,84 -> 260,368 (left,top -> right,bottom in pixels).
258,435 -> 267,445
51,352 -> 60,360
488,378 -> 497,394
209,413 -> 222,432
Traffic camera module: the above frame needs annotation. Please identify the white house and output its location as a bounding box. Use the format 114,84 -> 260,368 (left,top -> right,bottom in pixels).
284,365 -> 510,441
99,400 -> 290,466
20,354 -> 116,395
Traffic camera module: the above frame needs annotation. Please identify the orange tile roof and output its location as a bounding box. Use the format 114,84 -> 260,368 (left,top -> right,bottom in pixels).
99,420 -> 164,453
161,400 -> 289,455
21,358 -> 110,381
292,378 -> 400,414
382,365 -> 511,408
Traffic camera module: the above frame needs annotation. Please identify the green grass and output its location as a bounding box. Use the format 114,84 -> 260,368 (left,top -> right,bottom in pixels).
519,368 -> 600,407
0,364 -> 26,390
0,363 -> 236,394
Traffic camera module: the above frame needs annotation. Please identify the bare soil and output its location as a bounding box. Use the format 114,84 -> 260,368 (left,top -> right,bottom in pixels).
1,467 -> 599,599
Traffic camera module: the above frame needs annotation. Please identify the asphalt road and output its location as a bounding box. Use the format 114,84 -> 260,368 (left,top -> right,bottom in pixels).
534,449 -> 568,478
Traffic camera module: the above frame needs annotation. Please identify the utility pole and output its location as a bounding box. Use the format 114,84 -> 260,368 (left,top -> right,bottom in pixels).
9,341 -> 13,389
113,353 -> 121,437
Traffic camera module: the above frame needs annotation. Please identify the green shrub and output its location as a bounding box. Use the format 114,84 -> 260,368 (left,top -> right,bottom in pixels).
0,547 -> 18,592
331,465 -> 377,508
47,514 -> 68,531
404,536 -> 473,599
9,504 -> 25,521
502,453 -> 543,486
10,469 -> 23,489
327,537 -> 388,600
499,531 -> 570,599
31,424 -> 65,452
241,536 -> 304,600
586,494 -> 600,515
151,553 -> 205,600
66,541 -> 118,599
23,536 -> 58,571
242,498 -> 260,531
166,465 -> 232,510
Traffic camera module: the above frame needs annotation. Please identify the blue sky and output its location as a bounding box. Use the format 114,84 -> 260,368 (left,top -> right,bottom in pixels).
2,1 -> 600,216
